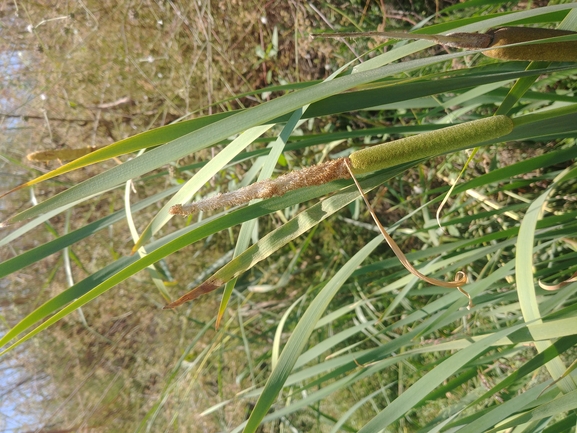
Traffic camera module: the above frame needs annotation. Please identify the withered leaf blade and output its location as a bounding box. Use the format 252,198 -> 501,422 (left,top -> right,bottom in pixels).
538,271 -> 577,291
163,278 -> 225,309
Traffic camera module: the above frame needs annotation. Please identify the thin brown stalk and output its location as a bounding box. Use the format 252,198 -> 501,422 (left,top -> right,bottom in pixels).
343,159 -> 472,309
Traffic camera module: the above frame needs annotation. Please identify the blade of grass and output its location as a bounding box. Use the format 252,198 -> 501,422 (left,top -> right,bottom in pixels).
356,323 -> 527,433
240,234 -> 385,433
516,165 -> 577,393
217,109 -> 309,327
132,124 -> 274,251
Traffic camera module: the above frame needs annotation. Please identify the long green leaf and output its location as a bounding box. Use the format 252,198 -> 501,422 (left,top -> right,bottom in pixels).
516,165 -> 577,393
356,323 -> 526,433
241,235 -> 385,433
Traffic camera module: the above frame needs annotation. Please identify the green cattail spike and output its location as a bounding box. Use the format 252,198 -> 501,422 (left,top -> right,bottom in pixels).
348,115 -> 514,174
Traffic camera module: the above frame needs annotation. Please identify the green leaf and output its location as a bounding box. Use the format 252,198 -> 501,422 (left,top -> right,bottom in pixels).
240,235 -> 385,433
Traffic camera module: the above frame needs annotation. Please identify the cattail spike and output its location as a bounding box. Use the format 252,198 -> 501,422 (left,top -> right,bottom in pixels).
170,158 -> 351,216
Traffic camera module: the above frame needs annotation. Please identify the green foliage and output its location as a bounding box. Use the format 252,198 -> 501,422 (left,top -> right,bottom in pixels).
2,1 -> 577,432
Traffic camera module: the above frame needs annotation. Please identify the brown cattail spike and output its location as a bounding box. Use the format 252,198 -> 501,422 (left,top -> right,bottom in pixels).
170,158 -> 351,216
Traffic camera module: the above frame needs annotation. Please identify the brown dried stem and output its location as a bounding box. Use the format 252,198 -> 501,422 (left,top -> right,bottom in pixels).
343,158 -> 472,309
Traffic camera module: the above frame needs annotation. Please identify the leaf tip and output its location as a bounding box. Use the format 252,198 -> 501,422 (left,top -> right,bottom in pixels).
163,279 -> 224,309
0,183 -> 28,200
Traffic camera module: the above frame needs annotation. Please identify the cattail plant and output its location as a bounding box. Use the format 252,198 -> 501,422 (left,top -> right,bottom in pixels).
2,5 -> 577,433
